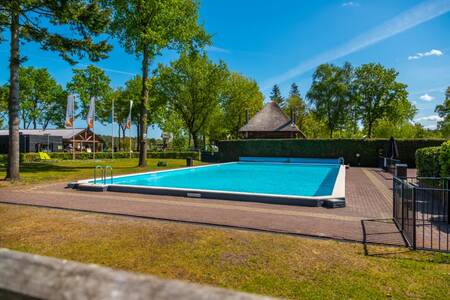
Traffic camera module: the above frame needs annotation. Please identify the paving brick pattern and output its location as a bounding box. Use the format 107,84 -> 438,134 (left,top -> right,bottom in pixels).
0,167 -> 406,246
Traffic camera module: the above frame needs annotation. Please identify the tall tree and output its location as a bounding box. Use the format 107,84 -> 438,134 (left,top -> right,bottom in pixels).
155,51 -> 228,149
17,67 -> 65,129
1,0 -> 111,180
67,65 -> 112,124
435,87 -> 450,137
353,63 -> 414,138
221,73 -> 264,138
306,63 -> 353,138
285,83 -> 307,132
270,84 -> 284,107
109,0 -> 209,167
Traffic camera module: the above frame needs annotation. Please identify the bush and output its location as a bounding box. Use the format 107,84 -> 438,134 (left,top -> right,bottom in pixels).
416,147 -> 442,177
3,151 -> 200,163
439,141 -> 450,177
217,139 -> 445,167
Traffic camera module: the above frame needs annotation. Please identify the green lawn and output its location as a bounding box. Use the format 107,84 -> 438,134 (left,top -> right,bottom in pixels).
0,158 -> 202,187
0,203 -> 448,300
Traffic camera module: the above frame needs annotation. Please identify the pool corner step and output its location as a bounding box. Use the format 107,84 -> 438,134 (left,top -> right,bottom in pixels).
323,198 -> 345,208
77,183 -> 108,192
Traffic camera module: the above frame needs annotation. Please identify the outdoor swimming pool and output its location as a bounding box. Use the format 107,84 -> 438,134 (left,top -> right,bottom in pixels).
77,158 -> 346,207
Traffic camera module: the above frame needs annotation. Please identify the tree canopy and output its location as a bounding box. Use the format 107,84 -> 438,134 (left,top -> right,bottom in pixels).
66,65 -> 112,124
155,51 -> 228,148
270,84 -> 284,107
16,67 -> 65,129
435,87 -> 450,137
109,0 -> 209,166
353,63 -> 415,138
285,83 -> 307,132
221,73 -> 264,138
1,0 -> 112,180
307,63 -> 353,138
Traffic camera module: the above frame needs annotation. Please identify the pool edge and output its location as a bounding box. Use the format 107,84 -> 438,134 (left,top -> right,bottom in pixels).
75,162 -> 346,208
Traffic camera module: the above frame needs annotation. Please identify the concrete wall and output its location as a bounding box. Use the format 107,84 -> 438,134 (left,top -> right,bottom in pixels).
0,248 -> 276,300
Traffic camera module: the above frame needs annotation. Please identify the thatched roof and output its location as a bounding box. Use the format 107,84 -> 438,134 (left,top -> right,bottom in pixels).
239,101 -> 304,134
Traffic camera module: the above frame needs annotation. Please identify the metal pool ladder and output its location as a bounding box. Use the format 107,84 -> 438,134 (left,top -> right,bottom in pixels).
94,165 -> 113,185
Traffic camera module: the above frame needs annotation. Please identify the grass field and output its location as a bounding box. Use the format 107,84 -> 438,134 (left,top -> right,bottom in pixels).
0,203 -> 448,300
0,158 -> 202,187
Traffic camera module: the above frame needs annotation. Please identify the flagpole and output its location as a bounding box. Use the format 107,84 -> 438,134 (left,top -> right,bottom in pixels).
72,95 -> 75,160
128,100 -> 133,159
129,125 -> 132,159
93,101 -> 96,160
111,97 -> 114,159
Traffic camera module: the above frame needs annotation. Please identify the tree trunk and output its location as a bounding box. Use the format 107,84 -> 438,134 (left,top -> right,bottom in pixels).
367,122 -> 373,138
118,125 -> 121,151
6,12 -> 20,181
122,126 -> 127,151
136,122 -> 140,152
138,48 -> 149,167
192,131 -> 199,149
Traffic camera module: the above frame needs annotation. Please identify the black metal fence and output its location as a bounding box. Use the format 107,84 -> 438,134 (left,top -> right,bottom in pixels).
393,176 -> 449,252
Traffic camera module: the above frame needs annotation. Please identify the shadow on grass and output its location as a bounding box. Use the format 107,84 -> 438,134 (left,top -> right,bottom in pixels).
361,219 -> 450,264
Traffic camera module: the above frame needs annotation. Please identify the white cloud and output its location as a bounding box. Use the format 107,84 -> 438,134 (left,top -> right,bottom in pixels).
424,124 -> 438,129
342,2 -> 359,7
419,93 -> 434,101
262,0 -> 450,90
416,115 -> 443,122
206,46 -> 230,54
408,49 -> 444,60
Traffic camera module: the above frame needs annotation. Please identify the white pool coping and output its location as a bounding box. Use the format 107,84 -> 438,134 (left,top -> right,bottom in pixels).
76,162 -> 346,205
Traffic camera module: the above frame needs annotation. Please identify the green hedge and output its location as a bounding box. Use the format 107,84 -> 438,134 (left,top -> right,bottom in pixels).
415,141 -> 450,177
416,147 -> 442,177
217,139 -> 446,167
439,141 -> 450,177
0,151 -> 200,163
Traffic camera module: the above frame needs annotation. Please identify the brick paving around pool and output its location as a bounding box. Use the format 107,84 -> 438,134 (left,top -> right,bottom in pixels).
0,167 -> 408,246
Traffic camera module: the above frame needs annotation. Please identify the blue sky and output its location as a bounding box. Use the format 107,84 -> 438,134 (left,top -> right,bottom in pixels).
1,0 -> 449,137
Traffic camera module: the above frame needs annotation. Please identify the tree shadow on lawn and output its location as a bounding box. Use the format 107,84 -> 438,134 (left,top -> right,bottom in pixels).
361,219 -> 449,264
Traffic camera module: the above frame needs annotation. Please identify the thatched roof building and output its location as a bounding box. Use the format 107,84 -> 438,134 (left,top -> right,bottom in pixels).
239,101 -> 306,139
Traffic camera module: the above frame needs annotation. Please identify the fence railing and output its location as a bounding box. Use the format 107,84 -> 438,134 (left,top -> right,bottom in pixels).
393,176 -> 449,252
379,156 -> 402,174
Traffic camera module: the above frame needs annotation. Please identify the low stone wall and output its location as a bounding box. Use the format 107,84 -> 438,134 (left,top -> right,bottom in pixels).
0,248 -> 276,300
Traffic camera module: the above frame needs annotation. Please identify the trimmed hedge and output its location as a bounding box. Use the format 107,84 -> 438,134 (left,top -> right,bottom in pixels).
439,141 -> 450,177
416,147 -> 442,177
0,151 -> 200,164
217,139 -> 446,167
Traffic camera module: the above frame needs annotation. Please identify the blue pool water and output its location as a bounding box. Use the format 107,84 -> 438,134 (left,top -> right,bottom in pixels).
98,162 -> 340,197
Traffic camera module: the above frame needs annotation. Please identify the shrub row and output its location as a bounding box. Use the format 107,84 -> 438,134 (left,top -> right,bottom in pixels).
0,151 -> 200,163
417,141 -> 450,177
217,139 -> 446,167
415,147 -> 442,177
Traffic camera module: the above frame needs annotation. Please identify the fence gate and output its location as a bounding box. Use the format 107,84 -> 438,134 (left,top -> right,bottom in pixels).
393,177 -> 449,252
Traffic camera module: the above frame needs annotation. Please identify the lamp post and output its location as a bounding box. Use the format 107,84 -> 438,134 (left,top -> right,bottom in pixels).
356,153 -> 360,166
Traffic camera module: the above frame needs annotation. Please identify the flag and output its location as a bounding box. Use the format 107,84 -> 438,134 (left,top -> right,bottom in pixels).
125,100 -> 133,129
65,95 -> 75,128
86,96 -> 96,128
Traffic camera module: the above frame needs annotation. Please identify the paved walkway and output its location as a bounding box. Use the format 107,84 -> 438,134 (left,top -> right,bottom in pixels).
0,167 -> 405,245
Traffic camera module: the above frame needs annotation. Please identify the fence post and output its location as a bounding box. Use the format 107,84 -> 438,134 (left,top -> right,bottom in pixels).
392,178 -> 396,219
401,180 -> 404,230
412,186 -> 417,250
